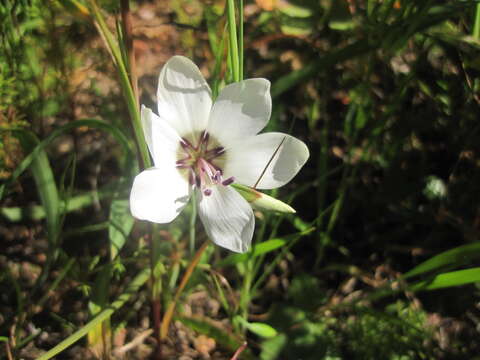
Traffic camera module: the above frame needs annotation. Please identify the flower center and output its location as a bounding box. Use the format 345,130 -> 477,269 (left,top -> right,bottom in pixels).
176,130 -> 233,196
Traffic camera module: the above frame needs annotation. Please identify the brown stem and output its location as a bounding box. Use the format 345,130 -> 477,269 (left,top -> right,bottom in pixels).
149,226 -> 163,359
230,342 -> 248,360
152,298 -> 162,359
160,241 -> 210,339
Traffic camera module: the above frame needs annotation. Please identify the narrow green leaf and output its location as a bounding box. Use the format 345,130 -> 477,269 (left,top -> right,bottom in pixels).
404,243 -> 480,279
109,198 -> 134,260
271,39 -> 374,98
239,0 -> 244,81
88,0 -> 151,169
0,119 -> 132,200
1,184 -> 117,222
219,228 -> 314,267
260,333 -> 287,360
410,267 -> 480,291
13,130 -> 60,240
37,268 -> 150,360
88,266 -> 112,351
226,0 -> 240,82
279,3 -> 313,17
244,321 -> 278,338
219,239 -> 287,267
11,130 -> 61,287
474,3 -> 480,39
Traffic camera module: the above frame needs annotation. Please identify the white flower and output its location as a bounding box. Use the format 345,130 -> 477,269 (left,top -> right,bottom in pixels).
130,56 -> 309,253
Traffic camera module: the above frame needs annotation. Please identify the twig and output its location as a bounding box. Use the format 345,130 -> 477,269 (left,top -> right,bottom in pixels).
160,241 -> 210,339
6,341 -> 13,360
230,342 -> 248,360
113,329 -> 153,357
253,136 -> 286,189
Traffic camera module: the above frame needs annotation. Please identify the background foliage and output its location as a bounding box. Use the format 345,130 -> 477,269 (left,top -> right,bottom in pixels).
1,0 -> 480,359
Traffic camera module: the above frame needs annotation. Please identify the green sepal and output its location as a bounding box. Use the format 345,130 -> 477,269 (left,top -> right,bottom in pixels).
232,184 -> 295,213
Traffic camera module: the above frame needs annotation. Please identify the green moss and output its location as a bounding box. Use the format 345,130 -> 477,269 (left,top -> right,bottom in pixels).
262,300 -> 437,360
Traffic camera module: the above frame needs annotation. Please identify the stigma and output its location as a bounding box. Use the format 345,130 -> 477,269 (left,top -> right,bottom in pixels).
175,130 -> 233,196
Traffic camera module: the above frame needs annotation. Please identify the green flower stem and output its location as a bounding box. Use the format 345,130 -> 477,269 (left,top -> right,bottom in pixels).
227,0 -> 240,82
239,0 -> 244,81
472,3 -> 480,92
239,260 -> 253,333
36,268 -> 150,360
120,0 -> 139,104
89,0 -> 151,169
473,3 -> 480,39
189,191 -> 198,256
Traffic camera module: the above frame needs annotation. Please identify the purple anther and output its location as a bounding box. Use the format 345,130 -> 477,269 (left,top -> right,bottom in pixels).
213,147 -> 225,156
180,138 -> 194,150
221,176 -> 234,186
201,130 -> 209,142
212,170 -> 221,182
203,188 -> 212,196
176,131 -> 227,192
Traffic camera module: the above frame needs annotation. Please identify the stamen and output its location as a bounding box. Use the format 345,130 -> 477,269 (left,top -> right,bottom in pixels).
177,130 -> 227,191
176,158 -> 189,167
203,188 -> 212,196
180,138 -> 194,150
222,176 -> 234,186
199,158 -> 215,180
198,131 -> 209,152
206,146 -> 225,158
213,170 -> 222,183
176,163 -> 189,169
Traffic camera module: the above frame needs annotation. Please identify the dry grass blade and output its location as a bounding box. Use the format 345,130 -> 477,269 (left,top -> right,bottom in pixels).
253,136 -> 286,189
113,329 -> 153,357
160,241 -> 210,340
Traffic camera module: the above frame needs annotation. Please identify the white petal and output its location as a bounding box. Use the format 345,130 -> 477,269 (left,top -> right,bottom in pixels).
141,105 -> 181,166
224,133 -> 309,190
130,167 -> 190,223
157,56 -> 212,138
198,186 -> 254,253
207,79 -> 271,145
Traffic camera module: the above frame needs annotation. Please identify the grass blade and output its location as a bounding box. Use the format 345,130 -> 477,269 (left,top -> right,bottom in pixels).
226,0 -> 240,82
404,243 -> 480,279
0,119 -> 132,200
410,267 -> 480,291
37,268 -> 150,360
13,130 -> 60,244
1,183 -> 118,222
